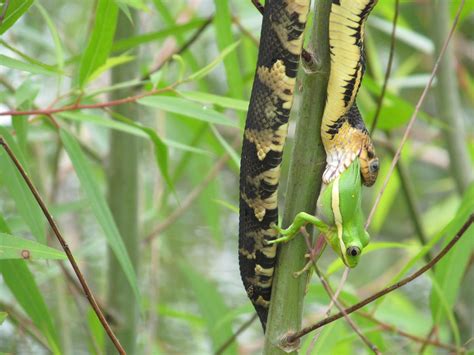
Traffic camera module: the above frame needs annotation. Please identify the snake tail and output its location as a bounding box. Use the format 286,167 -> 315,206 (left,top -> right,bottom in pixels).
239,0 -> 310,331
321,0 -> 379,186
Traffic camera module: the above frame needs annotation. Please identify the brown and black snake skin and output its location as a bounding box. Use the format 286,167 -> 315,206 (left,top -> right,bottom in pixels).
239,0 -> 378,331
239,0 -> 310,331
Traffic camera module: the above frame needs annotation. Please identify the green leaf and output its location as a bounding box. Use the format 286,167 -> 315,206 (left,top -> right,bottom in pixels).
150,70 -> 163,88
111,20 -> 206,52
35,2 -> 64,70
0,233 -> 66,260
87,309 -> 105,352
370,16 -> 433,54
156,304 -> 204,326
0,40 -> 64,74
213,0 -> 243,98
0,54 -> 60,76
60,129 -> 140,304
0,312 -> 7,325
210,125 -> 239,169
392,183 -> 474,285
78,0 -> 119,86
115,0 -> 149,11
302,321 -> 345,354
109,110 -> 173,191
178,91 -> 249,112
87,55 -> 135,83
180,263 -> 237,354
0,215 -> 61,353
0,0 -> 34,35
213,199 -> 238,214
0,128 -> 46,243
430,183 -> 474,324
57,111 -> 210,155
187,41 -> 240,81
138,96 -> 239,128
326,241 -> 415,276
430,276 -> 461,346
450,0 -> 474,23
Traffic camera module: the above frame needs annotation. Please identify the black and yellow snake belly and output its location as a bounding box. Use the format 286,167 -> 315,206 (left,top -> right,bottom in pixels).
239,0 -> 378,331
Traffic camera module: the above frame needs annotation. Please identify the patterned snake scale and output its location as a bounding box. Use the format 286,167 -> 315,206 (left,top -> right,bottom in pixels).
239,0 -> 378,331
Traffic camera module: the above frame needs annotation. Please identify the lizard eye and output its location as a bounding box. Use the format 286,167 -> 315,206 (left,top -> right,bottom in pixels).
369,159 -> 379,174
346,246 -> 361,257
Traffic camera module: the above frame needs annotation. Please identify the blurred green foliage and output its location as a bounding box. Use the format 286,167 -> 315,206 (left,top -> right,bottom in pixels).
0,0 -> 472,353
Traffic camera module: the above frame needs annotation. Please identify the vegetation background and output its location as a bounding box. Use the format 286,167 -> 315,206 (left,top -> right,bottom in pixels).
0,0 -> 472,354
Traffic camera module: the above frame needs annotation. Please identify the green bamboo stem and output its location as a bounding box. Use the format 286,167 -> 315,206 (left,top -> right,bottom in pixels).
106,10 -> 140,355
263,1 -> 331,353
432,1 -> 473,194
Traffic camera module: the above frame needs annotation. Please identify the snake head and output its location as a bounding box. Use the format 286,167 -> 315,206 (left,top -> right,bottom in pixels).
359,139 -> 379,187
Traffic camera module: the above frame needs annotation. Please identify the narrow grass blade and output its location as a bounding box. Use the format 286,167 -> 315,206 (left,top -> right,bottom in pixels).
0,128 -> 46,243
60,129 -> 141,304
0,0 -> 34,34
0,215 -> 61,353
78,0 -> 118,86
0,233 -> 66,260
138,96 -> 239,128
180,262 -> 237,354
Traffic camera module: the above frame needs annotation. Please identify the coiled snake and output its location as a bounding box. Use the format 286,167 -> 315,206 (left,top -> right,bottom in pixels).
239,0 -> 379,331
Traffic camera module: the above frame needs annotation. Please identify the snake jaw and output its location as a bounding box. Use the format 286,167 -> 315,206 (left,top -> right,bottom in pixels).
359,139 -> 379,187
323,150 -> 358,185
323,123 -> 379,186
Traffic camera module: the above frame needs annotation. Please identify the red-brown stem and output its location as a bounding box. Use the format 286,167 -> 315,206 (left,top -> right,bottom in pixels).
0,85 -> 177,117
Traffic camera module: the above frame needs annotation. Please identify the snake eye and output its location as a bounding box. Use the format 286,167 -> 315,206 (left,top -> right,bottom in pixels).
346,246 -> 361,257
369,159 -> 379,174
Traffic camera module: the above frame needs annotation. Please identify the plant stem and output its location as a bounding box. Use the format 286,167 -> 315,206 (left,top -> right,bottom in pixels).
432,0 -> 473,194
263,1 -> 330,353
106,10 -> 140,355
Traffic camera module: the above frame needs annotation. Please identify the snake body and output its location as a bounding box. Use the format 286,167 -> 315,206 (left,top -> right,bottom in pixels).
239,0 -> 378,331
322,0 -> 379,186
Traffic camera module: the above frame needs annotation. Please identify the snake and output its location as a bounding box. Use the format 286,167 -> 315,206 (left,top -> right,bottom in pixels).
239,0 -> 379,331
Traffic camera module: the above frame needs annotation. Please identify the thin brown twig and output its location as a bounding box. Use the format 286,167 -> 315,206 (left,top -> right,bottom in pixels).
306,281 -> 462,353
385,132 -> 432,263
299,229 -> 380,354
369,0 -> 399,133
366,0 -> 465,228
214,313 -> 258,355
141,17 -> 214,81
360,312 -> 458,353
285,214 -> 473,344
232,17 -> 259,46
418,325 -> 438,354
63,279 -> 104,355
314,266 -> 381,354
0,137 -> 125,354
